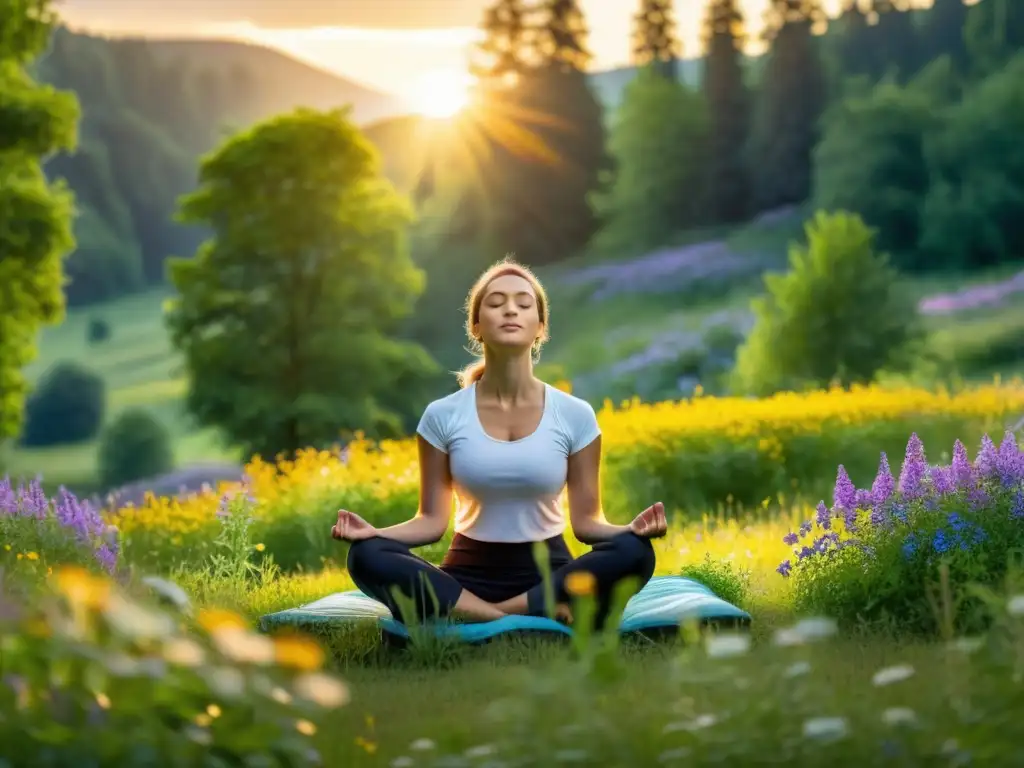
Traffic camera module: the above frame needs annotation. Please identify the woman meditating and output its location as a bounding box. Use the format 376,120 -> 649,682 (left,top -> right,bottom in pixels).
331,258 -> 666,628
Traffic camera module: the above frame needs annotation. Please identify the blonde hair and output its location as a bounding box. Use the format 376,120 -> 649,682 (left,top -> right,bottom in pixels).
456,256 -> 550,389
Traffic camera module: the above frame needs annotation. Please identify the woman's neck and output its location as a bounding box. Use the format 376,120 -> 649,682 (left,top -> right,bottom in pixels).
478,350 -> 539,403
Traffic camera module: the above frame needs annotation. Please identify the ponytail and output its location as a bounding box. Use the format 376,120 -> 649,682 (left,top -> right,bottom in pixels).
456,359 -> 486,389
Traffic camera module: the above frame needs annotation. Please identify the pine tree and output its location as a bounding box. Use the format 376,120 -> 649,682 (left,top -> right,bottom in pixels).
632,0 -> 682,80
749,0 -> 828,209
533,0 -> 591,72
702,0 -> 750,223
470,0 -> 534,84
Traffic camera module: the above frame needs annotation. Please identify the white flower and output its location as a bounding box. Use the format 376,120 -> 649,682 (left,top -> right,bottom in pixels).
705,633 -> 751,658
410,738 -> 436,751
390,758 -> 414,768
784,661 -> 812,678
882,707 -> 918,727
463,743 -> 496,758
163,638 -> 205,668
294,673 -> 350,708
872,664 -> 915,687
1007,594 -> 1024,616
802,716 -> 848,742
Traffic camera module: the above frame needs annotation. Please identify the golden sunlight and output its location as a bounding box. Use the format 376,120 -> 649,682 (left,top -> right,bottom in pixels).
408,69 -> 474,119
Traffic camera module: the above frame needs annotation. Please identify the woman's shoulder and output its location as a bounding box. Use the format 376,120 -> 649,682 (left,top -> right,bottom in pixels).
422,386 -> 473,420
547,385 -> 598,425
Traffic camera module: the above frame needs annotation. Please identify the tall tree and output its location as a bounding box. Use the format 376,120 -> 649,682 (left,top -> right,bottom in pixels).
965,0 -> 1024,77
873,0 -> 919,82
0,0 -> 79,445
469,0 -> 609,265
749,0 -> 828,210
533,0 -> 591,72
702,0 -> 751,224
632,0 -> 682,80
470,0 -> 534,84
919,0 -> 970,75
166,108 -> 438,459
593,67 -> 709,253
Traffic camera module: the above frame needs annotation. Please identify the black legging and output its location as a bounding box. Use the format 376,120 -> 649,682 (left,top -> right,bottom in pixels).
347,531 -> 656,630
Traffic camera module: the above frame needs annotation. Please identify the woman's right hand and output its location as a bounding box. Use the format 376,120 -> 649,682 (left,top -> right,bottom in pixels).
331,509 -> 378,542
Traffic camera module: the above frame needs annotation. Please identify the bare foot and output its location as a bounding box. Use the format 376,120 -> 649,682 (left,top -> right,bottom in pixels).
451,590 -> 507,623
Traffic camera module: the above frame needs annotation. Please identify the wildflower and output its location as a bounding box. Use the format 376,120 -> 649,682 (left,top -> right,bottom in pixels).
1007,595 -> 1024,617
197,608 -> 248,634
975,434 -> 998,479
833,465 -> 856,513
802,716 -> 848,742
929,465 -> 954,496
254,543 -> 266,552
55,566 -> 111,610
798,519 -> 813,537
882,708 -> 917,727
564,569 -> 596,597
409,738 -> 436,751
951,440 -> 974,488
898,433 -> 927,499
294,672 -> 351,708
814,501 -> 830,530
871,664 -> 915,687
1012,490 -> 1024,519
783,531 -> 799,546
871,452 -> 895,505
996,431 -> 1024,487
902,534 -> 918,559
272,634 -> 325,671
296,719 -> 317,736
776,559 -> 792,577
705,633 -> 750,658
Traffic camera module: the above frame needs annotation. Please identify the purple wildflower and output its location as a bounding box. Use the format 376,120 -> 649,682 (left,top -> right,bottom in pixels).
854,489 -> 873,509
783,531 -> 799,546
0,477 -> 16,515
898,433 -> 927,500
797,545 -> 815,561
967,487 -> 990,511
871,453 -> 895,506
776,560 -> 792,577
996,431 -> 1024,488
929,465 -> 954,496
1011,491 -> 1024,519
799,519 -> 813,537
951,440 -> 974,489
833,465 -> 857,512
815,501 -> 831,530
975,434 -> 998,479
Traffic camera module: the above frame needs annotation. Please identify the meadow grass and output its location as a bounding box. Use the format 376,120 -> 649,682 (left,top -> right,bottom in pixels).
139,509 -> 1024,766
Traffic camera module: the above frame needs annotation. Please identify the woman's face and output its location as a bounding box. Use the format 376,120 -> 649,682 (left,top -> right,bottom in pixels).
474,274 -> 543,352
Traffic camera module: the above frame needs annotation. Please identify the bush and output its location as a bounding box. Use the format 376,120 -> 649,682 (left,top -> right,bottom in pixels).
780,431 -> 1024,636
731,211 -> 920,397
87,316 -> 111,344
97,409 -> 174,489
20,362 -> 106,447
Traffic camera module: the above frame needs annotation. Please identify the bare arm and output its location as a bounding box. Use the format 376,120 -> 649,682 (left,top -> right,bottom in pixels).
566,436 -> 632,545
373,436 -> 454,547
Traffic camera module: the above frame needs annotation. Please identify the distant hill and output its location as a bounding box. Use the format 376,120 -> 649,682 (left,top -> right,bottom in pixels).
140,38 -> 406,125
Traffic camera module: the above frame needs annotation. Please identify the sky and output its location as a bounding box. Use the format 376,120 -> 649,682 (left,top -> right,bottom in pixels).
60,0 -> 873,97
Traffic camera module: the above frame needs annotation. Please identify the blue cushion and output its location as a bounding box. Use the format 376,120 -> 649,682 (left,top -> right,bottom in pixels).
258,576 -> 749,642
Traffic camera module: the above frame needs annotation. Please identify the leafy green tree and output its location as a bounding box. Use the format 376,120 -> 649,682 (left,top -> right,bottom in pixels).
166,108 -> 439,459
632,0 -> 682,80
732,211 -> 919,395
749,0 -> 828,210
918,54 -> 1024,270
812,65 -> 945,263
593,67 -> 709,253
0,0 -> 79,444
20,362 -> 106,447
702,0 -> 751,224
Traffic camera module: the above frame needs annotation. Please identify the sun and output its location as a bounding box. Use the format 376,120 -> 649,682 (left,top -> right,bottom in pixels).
409,69 -> 474,119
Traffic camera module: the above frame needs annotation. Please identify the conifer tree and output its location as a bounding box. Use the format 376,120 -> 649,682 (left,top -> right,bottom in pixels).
533,0 -> 591,72
632,0 -> 682,80
470,0 -> 534,84
702,0 -> 750,223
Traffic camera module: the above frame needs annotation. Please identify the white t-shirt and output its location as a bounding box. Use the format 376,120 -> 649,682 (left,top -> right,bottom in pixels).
416,382 -> 602,543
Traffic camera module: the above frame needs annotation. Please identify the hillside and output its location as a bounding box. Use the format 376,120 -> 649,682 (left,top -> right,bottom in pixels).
143,38 -> 405,125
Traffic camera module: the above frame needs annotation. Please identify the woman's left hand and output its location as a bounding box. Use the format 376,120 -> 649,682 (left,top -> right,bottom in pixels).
629,502 -> 667,539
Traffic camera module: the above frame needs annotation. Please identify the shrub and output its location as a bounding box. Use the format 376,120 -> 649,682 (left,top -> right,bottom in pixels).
20,362 -> 106,447
97,409 -> 174,489
87,316 -> 111,344
779,431 -> 1024,636
0,566 -> 347,766
731,211 -> 920,397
